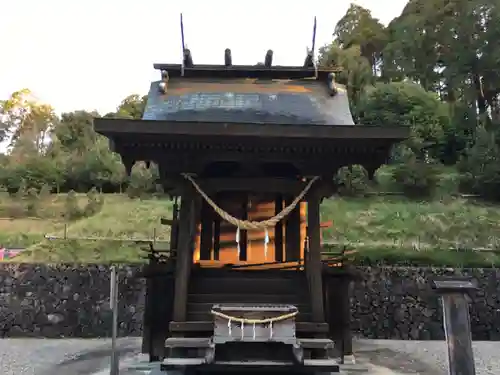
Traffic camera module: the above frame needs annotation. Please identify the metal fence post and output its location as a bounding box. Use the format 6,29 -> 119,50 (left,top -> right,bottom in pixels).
110,265 -> 120,375
432,277 -> 477,375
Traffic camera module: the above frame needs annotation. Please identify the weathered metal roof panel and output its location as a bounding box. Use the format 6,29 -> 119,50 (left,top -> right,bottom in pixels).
142,78 -> 354,125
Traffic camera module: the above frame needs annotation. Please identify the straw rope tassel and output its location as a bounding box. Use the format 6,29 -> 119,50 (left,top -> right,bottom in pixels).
236,227 -> 241,258
264,228 -> 269,259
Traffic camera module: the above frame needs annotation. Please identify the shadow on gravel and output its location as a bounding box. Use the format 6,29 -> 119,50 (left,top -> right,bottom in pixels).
355,342 -> 443,375
41,345 -> 139,375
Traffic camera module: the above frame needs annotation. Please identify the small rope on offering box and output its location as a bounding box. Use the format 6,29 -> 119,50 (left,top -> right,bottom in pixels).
211,309 -> 298,340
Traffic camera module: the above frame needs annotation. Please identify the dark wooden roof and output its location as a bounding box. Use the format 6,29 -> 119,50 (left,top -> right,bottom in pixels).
142,63 -> 357,125
93,63 -> 409,176
94,118 -> 408,177
94,118 -> 408,142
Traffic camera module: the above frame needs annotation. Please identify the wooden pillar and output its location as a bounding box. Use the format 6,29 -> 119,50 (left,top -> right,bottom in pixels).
170,198 -> 180,255
274,195 -> 284,262
340,273 -> 353,358
144,198 -> 179,360
148,271 -> 174,360
239,194 -> 248,261
172,191 -> 199,322
324,275 -> 343,358
142,263 -> 154,357
285,197 -> 301,261
307,194 -> 325,323
213,217 -> 221,261
199,201 -> 213,261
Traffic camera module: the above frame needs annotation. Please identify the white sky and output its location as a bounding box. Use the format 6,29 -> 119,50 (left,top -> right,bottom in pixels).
0,0 -> 408,115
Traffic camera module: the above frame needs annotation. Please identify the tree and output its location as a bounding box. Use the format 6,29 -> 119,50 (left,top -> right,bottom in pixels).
1,156 -> 63,192
127,161 -> 158,198
85,137 -> 126,192
439,102 -> 477,164
383,0 -> 500,121
391,148 -> 440,198
333,4 -> 388,75
458,126 -> 500,200
382,0 -> 442,91
355,82 -> 450,160
45,109 -> 126,192
106,94 -> 147,119
53,110 -> 98,151
0,104 -> 9,143
0,89 -> 57,157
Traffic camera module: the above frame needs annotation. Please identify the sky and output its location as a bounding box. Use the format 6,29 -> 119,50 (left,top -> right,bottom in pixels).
0,0 -> 408,115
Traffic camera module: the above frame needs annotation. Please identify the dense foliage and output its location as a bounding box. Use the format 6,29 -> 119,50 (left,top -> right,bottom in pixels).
320,0 -> 500,199
1,0 -> 500,202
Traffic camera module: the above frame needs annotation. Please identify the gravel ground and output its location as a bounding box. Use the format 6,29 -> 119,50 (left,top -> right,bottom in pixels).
354,339 -> 499,375
0,338 -> 498,374
0,337 -> 141,375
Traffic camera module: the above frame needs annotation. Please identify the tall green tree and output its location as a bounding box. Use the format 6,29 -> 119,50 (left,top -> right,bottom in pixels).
383,0 -> 500,120
459,126 -> 500,200
382,0 -> 441,91
333,4 -> 387,75
0,89 -> 57,158
53,110 -> 98,151
51,109 -> 125,191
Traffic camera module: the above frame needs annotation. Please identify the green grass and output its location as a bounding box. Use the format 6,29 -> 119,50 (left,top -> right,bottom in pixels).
321,196 -> 500,266
1,195 -> 172,263
1,187 -> 500,266
374,165 -> 461,196
321,196 -> 500,249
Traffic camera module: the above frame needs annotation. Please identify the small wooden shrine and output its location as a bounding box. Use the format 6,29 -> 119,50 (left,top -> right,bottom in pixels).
94,37 -> 408,373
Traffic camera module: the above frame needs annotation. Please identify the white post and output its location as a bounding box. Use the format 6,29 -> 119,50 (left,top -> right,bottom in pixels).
110,265 -> 120,375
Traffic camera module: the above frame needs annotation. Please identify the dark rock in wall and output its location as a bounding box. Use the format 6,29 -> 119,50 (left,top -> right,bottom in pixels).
0,264 -> 499,340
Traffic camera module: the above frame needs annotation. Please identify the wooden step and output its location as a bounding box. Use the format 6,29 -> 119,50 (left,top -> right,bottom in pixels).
163,358 -> 205,366
189,276 -> 307,295
162,358 -> 339,371
191,268 -> 306,276
165,337 -> 211,348
298,338 -> 335,349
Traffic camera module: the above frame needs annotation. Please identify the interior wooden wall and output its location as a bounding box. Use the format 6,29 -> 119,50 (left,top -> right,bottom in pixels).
193,200 -> 307,266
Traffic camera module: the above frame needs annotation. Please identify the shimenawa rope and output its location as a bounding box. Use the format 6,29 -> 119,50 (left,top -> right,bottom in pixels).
181,174 -> 319,258
211,309 -> 298,340
210,309 -> 298,325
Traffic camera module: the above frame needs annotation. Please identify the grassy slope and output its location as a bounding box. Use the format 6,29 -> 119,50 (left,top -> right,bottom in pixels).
2,191 -> 500,266
321,197 -> 500,266
1,195 -> 172,263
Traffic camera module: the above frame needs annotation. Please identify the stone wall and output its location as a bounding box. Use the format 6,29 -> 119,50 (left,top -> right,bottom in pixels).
350,267 -> 500,341
0,264 -> 499,340
0,264 -> 144,338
